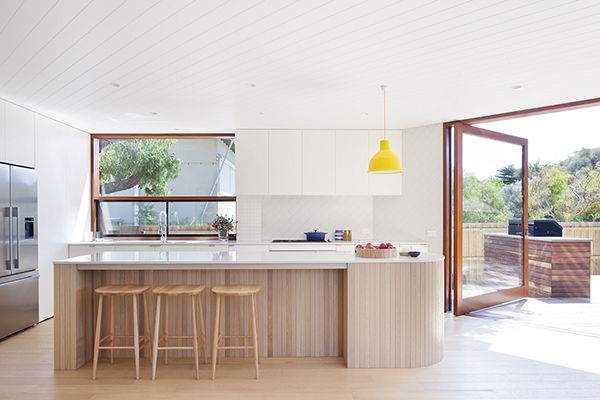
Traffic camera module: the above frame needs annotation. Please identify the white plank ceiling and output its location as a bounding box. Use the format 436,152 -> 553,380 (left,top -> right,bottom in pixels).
1,0 -> 599,133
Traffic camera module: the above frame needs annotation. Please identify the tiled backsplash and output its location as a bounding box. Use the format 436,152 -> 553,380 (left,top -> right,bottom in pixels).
262,196 -> 373,242
236,124 -> 443,252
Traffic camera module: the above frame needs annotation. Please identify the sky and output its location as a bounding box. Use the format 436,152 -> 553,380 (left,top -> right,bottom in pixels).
466,105 -> 600,180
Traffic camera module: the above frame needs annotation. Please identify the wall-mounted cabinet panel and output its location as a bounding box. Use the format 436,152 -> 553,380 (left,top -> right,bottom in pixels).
5,102 -> 35,167
0,100 -> 6,162
368,130 -> 402,195
335,130 -> 369,195
235,130 -> 269,195
302,130 -> 335,195
269,130 -> 302,195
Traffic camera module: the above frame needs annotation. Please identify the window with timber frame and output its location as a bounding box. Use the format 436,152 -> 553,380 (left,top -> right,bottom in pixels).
91,134 -> 236,240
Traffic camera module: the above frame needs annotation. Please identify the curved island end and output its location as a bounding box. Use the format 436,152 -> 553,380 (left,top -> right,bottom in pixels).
53,251 -> 444,371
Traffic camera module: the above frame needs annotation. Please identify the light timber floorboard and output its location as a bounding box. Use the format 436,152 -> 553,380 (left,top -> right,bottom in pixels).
1,275 -> 600,400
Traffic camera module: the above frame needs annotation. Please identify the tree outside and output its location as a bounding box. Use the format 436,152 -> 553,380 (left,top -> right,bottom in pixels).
464,147 -> 600,223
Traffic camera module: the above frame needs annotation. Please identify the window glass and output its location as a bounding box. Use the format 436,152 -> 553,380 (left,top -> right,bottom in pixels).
97,138 -> 235,196
97,200 -> 236,237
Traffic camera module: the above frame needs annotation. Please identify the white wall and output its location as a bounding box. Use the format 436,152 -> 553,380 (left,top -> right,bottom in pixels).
35,114 -> 90,320
0,99 -> 90,321
373,124 -> 443,253
236,124 -> 444,252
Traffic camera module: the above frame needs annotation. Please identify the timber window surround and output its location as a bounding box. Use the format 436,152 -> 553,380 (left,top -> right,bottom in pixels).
91,134 -> 236,240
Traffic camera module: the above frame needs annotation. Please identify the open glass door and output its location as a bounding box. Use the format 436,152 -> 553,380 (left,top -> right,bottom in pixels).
453,122 -> 529,315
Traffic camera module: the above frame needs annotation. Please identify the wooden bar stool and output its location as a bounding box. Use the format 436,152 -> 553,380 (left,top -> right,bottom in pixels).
92,284 -> 152,380
211,284 -> 261,380
151,285 -> 208,380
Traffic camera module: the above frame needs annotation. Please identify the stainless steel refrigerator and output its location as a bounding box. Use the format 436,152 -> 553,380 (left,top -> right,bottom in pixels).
0,163 -> 39,340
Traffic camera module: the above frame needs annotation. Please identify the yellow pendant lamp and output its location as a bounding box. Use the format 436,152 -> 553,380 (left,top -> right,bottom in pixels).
368,85 -> 402,174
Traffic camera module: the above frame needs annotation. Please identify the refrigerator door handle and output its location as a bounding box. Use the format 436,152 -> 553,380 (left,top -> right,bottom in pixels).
12,207 -> 19,270
5,207 -> 12,271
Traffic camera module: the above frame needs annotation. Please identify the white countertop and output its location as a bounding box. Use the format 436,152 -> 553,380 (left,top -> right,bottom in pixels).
54,251 -> 444,270
69,240 -> 428,246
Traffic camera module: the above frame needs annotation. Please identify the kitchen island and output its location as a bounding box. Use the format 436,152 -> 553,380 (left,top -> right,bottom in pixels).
54,251 -> 444,371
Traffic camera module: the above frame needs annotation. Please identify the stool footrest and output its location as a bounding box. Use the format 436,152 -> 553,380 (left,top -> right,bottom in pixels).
217,345 -> 254,350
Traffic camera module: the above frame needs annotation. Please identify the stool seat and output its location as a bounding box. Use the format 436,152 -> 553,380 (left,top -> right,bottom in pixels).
153,285 -> 206,297
211,284 -> 261,297
95,284 -> 151,296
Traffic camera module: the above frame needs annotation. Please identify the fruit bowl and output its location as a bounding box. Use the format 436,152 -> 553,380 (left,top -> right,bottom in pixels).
355,247 -> 398,258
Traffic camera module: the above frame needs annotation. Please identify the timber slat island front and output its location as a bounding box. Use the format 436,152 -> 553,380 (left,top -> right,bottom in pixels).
53,251 -> 444,371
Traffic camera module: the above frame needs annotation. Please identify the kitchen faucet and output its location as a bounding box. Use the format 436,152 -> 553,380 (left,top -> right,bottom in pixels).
158,210 -> 167,243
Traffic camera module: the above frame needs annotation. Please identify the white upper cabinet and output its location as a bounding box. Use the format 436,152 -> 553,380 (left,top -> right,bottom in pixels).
335,130 -> 369,195
302,130 -> 335,195
368,130 -> 403,195
269,130 -> 302,195
235,130 -> 269,195
0,100 -> 5,162
235,129 -> 403,196
4,102 -> 35,167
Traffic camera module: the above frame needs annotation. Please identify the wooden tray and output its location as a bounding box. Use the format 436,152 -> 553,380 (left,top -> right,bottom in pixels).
355,247 -> 398,258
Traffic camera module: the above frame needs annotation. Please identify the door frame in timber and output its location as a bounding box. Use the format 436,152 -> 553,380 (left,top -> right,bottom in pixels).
451,122 -> 529,315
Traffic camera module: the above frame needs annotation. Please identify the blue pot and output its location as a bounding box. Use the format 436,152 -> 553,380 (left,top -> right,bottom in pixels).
304,230 -> 327,241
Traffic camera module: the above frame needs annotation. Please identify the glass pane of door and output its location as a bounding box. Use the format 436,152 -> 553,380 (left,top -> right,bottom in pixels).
454,123 -> 528,315
462,134 -> 523,298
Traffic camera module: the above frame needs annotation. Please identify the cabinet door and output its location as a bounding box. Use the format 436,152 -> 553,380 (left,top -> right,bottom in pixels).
5,103 -> 35,167
235,130 -> 269,195
195,244 -> 229,251
368,130 -> 402,195
335,130 -> 369,195
68,245 -> 116,257
269,130 -> 302,195
302,130 -> 335,195
0,101 -> 5,162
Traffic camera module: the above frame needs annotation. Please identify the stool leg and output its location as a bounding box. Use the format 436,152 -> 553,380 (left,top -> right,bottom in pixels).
251,294 -> 259,380
164,296 -> 169,365
197,293 -> 208,365
110,296 -> 114,365
132,294 -> 140,380
92,295 -> 104,380
152,296 -> 161,381
252,293 -> 260,364
190,295 -> 200,380
143,291 -> 152,364
211,295 -> 221,380
218,297 -> 225,364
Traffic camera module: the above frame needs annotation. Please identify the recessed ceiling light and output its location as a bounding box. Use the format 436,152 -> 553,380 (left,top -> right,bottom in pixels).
246,83 -> 256,88
109,83 -> 120,88
511,85 -> 522,89
256,112 -> 263,115
150,112 -> 158,115
173,128 -> 179,131
361,112 -> 369,116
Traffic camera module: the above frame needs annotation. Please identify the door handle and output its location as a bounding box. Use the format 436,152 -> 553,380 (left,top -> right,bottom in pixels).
12,207 -> 19,269
5,207 -> 12,270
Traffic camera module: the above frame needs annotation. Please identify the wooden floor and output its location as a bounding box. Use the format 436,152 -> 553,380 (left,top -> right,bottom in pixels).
2,278 -> 600,399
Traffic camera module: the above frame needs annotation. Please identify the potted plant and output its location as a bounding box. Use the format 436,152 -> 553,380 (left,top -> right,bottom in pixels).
211,214 -> 236,242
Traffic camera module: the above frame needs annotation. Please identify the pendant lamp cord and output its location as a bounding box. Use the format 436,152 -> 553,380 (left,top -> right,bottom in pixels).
381,85 -> 388,141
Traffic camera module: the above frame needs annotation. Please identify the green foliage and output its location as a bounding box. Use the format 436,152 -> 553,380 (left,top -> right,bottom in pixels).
134,202 -> 158,226
99,139 -> 181,196
560,147 -> 600,174
462,173 -> 513,223
496,164 -> 521,185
